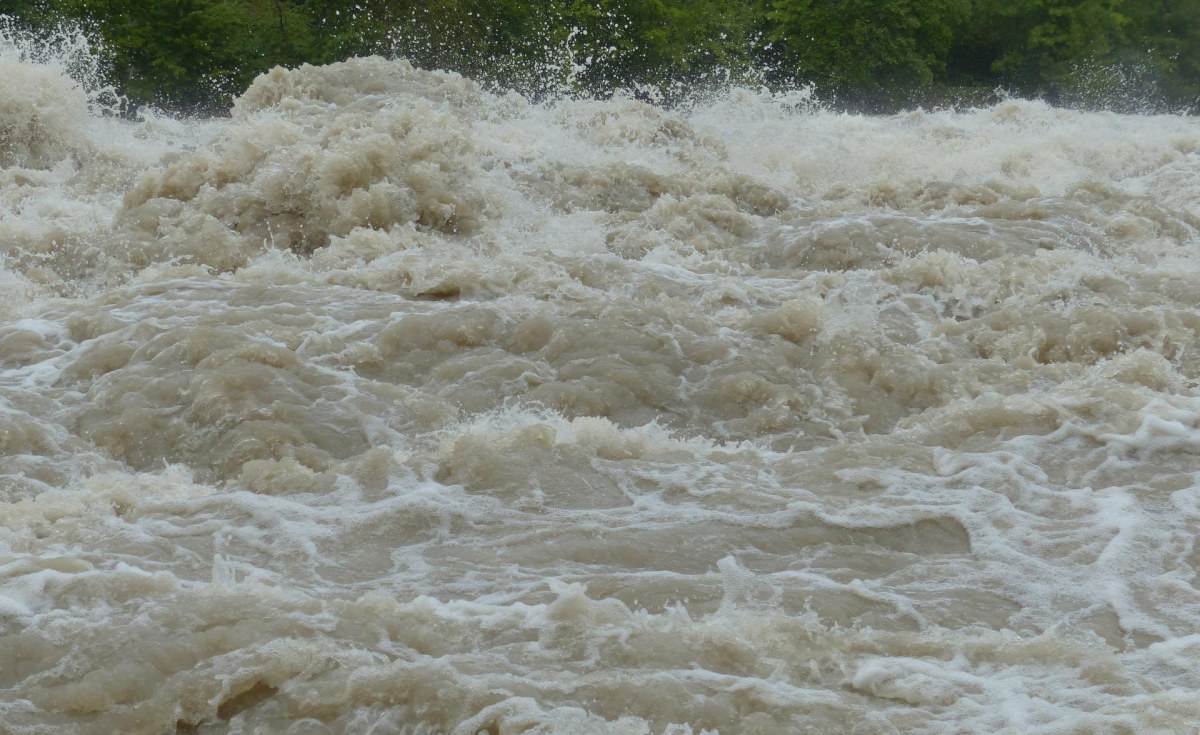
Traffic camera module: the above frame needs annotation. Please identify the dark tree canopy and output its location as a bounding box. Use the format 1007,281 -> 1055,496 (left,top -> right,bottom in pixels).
3,0 -> 1198,113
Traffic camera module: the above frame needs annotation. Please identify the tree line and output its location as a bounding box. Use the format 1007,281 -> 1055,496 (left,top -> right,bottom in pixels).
6,0 -> 1199,113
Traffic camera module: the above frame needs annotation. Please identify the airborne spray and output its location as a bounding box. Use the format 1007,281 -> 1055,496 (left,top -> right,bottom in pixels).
3,15 -> 1200,735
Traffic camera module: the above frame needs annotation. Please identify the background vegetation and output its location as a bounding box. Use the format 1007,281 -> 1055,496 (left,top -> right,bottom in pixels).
5,0 -> 1199,113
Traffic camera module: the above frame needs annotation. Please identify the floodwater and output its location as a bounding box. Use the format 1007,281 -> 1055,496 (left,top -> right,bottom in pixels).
3,36 -> 1200,735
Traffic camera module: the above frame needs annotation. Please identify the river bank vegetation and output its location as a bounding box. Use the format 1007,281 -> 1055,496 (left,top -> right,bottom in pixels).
5,0 -> 1199,113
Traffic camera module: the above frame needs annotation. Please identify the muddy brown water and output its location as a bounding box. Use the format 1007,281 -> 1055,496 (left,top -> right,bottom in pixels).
3,46 -> 1200,734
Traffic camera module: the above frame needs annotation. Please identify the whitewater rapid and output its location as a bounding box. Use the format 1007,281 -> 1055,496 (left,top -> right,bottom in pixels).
3,40 -> 1200,735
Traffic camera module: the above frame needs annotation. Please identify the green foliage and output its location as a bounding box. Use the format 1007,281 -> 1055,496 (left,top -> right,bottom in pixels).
42,0 -> 313,109
549,0 -> 758,95
3,0 -> 1200,111
1122,0 -> 1200,105
976,0 -> 1131,81
766,0 -> 966,91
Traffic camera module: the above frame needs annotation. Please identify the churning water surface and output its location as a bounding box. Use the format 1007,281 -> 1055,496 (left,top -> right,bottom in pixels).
3,33 -> 1200,735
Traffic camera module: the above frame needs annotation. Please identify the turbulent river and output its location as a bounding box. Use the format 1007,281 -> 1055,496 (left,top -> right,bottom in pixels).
4,35 -> 1200,735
